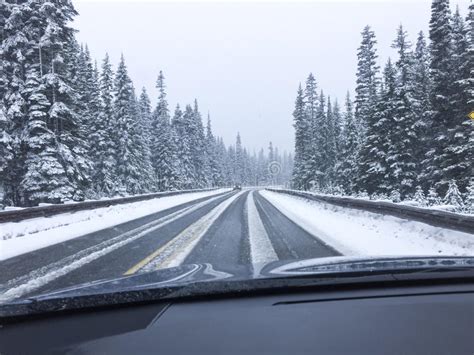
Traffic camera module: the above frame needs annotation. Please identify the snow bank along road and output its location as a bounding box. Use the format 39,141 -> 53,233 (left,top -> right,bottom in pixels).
1,189 -> 473,303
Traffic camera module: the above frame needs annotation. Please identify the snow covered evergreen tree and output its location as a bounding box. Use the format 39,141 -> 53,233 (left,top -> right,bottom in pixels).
151,71 -> 180,191
40,0 -> 92,200
324,96 -> 337,184
90,53 -> 117,195
205,114 -> 221,187
234,133 -> 244,184
138,88 -> 153,158
77,50 -> 106,197
465,179 -> 474,214
113,55 -> 150,194
1,0 -> 34,205
448,6 -> 473,192
191,100 -> 207,187
172,104 -> 194,189
413,186 -> 427,206
425,0 -> 455,194
0,103 -> 13,202
133,88 -> 153,191
412,31 -> 432,188
305,74 -> 322,190
427,187 -> 442,206
335,92 -> 359,193
443,179 -> 464,211
291,84 -> 310,189
387,25 -> 418,197
354,25 -> 380,146
357,59 -> 396,195
21,64 -> 76,204
332,99 -> 342,153
389,189 -> 401,203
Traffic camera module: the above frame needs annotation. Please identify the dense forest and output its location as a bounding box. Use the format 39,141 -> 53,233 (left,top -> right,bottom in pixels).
292,0 -> 473,211
0,0 -> 293,207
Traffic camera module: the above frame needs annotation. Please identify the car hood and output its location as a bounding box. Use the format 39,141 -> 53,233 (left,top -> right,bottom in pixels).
2,255 -> 473,317
17,255 -> 474,298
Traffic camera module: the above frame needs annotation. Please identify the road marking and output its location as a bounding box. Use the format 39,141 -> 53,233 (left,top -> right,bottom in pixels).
0,193 -> 231,303
126,191 -> 244,274
247,190 -> 278,276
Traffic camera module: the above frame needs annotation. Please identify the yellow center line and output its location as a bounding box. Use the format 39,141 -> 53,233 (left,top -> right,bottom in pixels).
124,190 -> 243,275
124,243 -> 172,275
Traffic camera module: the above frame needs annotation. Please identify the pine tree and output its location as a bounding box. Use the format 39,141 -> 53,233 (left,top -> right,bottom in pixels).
205,114 -> 221,187
324,96 -> 337,183
413,186 -> 427,207
0,103 -> 13,203
41,0 -> 92,200
291,84 -> 309,189
466,2 -> 474,109
426,0 -> 455,194
267,141 -> 276,184
0,5 -> 15,204
90,53 -> 117,195
151,71 -> 180,191
443,179 -> 464,211
447,6 -> 473,192
465,179 -> 474,214
305,74 -> 322,190
21,65 -> 75,205
332,99 -> 342,153
355,25 -> 380,143
313,89 -> 326,188
191,100 -> 207,187
389,189 -> 401,203
82,53 -> 109,197
412,31 -> 432,189
388,25 -> 418,196
257,148 -> 266,186
138,88 -> 153,150
113,55 -> 148,194
173,104 -> 194,189
234,133 -> 244,184
1,0 -> 33,205
134,87 -> 153,192
335,92 -> 359,193
357,59 -> 396,195
427,187 -> 442,206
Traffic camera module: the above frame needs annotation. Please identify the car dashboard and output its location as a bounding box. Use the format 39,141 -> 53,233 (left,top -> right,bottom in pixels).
1,282 -> 473,354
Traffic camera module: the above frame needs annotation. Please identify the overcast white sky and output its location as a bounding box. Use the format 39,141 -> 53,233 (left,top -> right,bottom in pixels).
73,0 -> 470,153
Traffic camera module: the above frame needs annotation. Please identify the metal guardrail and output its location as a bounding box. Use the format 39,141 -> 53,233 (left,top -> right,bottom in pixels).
266,188 -> 474,234
0,188 -> 222,224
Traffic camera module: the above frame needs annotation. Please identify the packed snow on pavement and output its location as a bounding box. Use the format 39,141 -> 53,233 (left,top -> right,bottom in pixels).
260,190 -> 474,257
0,189 -> 230,261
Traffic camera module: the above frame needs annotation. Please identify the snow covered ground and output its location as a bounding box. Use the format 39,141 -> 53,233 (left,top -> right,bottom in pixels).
276,189 -> 473,216
0,189 -> 230,261
260,190 -> 474,257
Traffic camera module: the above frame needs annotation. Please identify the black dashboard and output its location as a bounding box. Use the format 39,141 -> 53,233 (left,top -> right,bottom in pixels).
1,283 -> 473,355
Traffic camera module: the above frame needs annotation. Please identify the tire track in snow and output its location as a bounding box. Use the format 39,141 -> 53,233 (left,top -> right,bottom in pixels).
246,190 -> 278,276
132,191 -> 245,273
0,192 -> 234,303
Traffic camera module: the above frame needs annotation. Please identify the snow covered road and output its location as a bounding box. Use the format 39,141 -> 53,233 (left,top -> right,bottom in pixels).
1,188 -> 472,302
0,189 -> 230,261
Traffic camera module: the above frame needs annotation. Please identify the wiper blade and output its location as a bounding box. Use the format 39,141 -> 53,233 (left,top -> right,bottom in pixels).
267,256 -> 474,276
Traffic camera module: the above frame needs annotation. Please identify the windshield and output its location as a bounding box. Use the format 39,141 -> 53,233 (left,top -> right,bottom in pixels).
0,0 -> 473,305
